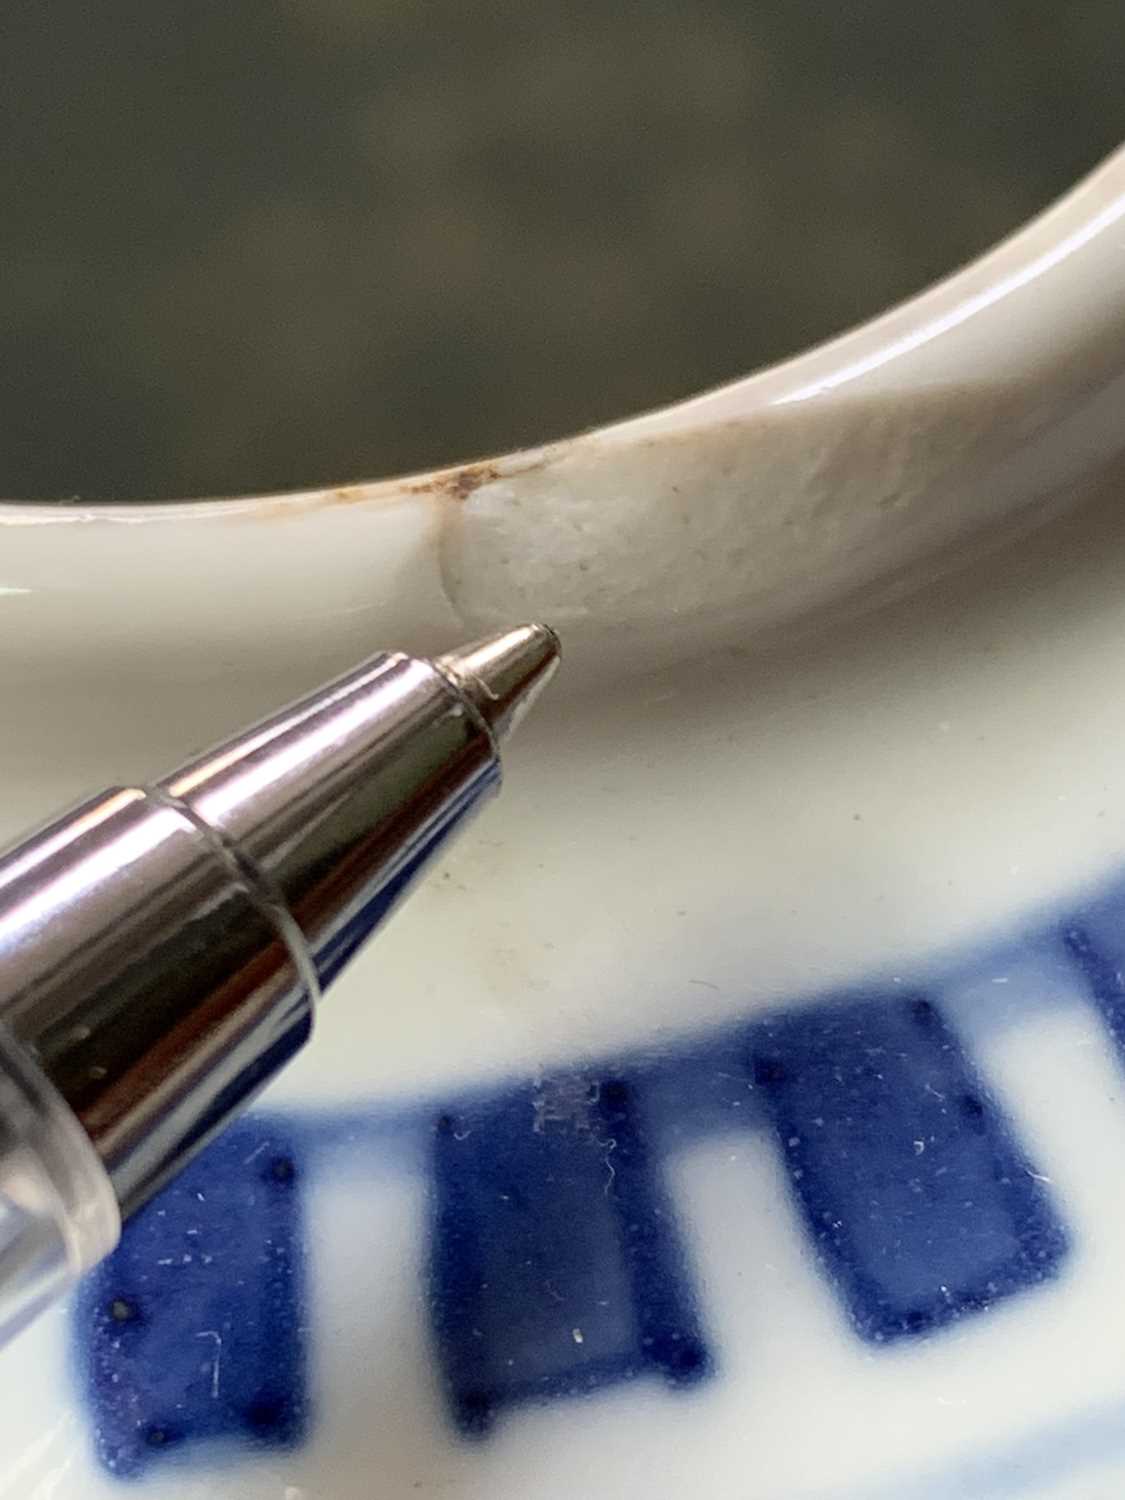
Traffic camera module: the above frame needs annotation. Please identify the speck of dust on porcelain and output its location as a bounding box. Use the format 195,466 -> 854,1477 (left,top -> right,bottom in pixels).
2,153 -> 1125,1500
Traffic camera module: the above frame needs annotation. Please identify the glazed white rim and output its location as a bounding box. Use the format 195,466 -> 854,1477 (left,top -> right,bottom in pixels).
0,144 -> 1120,524
0,144 -> 1123,686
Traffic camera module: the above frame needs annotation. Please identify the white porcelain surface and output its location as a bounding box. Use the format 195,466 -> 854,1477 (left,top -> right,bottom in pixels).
1,147 -> 1125,1499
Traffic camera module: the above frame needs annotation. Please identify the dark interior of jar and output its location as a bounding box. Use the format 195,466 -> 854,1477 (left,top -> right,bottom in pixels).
3,0 -> 1123,501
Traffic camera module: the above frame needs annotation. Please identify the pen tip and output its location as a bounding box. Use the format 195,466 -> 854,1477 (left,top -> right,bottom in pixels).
435,623 -> 561,743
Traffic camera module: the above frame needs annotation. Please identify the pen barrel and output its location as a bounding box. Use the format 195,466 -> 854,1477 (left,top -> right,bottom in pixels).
0,648 -> 500,1275
0,786 -> 313,1223
0,1020 -> 118,1343
160,650 -> 502,988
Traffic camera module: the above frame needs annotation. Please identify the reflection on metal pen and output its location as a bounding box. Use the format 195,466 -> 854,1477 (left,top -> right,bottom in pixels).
0,623 -> 559,1346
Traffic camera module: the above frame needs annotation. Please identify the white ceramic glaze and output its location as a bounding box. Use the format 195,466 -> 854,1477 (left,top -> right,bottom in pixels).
2,146 -> 1125,1500
2,147 -> 1124,713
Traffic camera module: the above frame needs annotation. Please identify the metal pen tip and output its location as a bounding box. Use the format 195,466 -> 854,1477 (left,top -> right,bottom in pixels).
435,623 -> 561,743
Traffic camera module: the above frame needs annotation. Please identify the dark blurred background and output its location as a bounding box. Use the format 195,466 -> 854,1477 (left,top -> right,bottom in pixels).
2,1 -> 1123,500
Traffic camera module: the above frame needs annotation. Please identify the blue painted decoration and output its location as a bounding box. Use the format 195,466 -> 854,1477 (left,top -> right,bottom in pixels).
428,1074 -> 710,1435
747,994 -> 1068,1341
73,905 -> 1106,1477
1064,918 -> 1125,1058
74,1121 -> 307,1477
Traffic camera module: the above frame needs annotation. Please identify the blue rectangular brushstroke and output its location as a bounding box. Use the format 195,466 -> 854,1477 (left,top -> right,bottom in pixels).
74,1120 -> 307,1477
428,1075 -> 709,1434
748,995 -> 1067,1341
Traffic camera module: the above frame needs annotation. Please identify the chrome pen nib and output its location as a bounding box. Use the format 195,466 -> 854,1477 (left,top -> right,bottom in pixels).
436,623 -> 561,742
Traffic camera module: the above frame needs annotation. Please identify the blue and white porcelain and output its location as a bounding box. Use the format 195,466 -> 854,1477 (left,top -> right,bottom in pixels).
2,146 -> 1125,1500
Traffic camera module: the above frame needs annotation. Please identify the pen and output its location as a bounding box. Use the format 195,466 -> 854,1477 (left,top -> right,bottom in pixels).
0,623 -> 559,1347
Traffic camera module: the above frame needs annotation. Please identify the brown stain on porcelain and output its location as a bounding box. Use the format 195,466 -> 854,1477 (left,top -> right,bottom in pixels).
331,462 -> 503,504
243,449 -> 554,521
404,460 -> 503,502
238,465 -> 488,520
